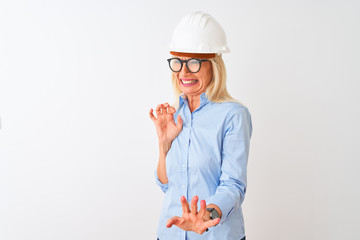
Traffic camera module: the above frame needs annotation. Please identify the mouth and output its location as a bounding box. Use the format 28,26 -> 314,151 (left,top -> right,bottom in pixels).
180,78 -> 198,87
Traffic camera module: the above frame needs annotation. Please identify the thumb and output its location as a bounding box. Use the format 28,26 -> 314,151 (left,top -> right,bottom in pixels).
166,216 -> 182,228
176,115 -> 183,129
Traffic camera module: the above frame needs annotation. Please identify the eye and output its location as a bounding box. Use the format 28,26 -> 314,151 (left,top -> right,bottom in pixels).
187,59 -> 201,72
170,59 -> 182,71
188,59 -> 199,66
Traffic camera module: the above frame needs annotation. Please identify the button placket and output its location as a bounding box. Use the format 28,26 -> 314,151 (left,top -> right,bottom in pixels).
181,107 -> 191,198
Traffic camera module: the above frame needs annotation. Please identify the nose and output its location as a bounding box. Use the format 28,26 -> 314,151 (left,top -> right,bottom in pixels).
179,62 -> 190,75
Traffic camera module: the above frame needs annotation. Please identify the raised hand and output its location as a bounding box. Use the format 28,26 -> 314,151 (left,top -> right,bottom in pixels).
166,196 -> 220,234
149,103 -> 183,146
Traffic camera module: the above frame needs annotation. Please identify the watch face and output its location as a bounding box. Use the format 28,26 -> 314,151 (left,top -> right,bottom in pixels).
207,208 -> 220,220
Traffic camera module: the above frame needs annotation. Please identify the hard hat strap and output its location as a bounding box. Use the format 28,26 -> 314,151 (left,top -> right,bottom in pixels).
170,51 -> 216,59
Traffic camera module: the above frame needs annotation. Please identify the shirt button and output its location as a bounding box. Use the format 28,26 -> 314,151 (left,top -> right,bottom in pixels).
182,164 -> 185,168
182,185 -> 185,188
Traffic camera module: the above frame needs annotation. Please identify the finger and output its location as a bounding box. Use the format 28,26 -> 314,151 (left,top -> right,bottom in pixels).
156,104 -> 162,116
149,109 -> 156,121
180,196 -> 190,213
162,103 -> 168,115
165,104 -> 175,117
198,199 -> 207,217
190,196 -> 198,214
204,217 -> 220,229
166,216 -> 182,228
165,104 -> 174,120
168,106 -> 176,114
176,115 -> 183,130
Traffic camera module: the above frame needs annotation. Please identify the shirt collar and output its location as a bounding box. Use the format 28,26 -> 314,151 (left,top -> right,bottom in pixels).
179,93 -> 210,110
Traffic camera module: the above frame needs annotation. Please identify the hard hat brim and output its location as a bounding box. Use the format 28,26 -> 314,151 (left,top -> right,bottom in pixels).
170,51 -> 216,59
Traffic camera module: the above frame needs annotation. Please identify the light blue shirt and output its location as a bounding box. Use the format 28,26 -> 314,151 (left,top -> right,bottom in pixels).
155,93 -> 253,240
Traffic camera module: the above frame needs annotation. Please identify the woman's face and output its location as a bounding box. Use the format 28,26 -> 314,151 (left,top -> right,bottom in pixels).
175,57 -> 213,99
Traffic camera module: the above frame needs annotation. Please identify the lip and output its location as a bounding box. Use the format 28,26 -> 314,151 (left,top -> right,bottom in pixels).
180,78 -> 198,87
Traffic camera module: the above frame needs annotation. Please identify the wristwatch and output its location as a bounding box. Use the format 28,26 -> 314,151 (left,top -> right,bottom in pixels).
206,208 -> 220,220
205,208 -> 220,232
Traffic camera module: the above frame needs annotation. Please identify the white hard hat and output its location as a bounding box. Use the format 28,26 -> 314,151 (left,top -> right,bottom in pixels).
169,11 -> 230,55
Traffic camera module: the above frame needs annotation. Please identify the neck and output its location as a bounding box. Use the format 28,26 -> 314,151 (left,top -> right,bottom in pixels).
186,94 -> 202,113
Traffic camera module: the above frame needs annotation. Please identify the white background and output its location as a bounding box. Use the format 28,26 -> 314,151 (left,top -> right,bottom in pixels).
1,0 -> 359,239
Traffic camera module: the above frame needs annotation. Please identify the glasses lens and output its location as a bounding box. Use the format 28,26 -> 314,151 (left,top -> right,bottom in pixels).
187,59 -> 201,73
169,59 -> 182,72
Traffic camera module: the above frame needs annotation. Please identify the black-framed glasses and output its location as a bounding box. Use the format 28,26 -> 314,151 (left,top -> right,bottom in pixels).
167,58 -> 210,73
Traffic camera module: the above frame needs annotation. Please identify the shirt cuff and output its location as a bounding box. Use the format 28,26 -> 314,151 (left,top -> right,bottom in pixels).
206,190 -> 239,225
154,170 -> 168,193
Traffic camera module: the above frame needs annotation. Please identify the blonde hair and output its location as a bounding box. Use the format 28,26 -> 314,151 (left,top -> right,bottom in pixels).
171,54 -> 238,108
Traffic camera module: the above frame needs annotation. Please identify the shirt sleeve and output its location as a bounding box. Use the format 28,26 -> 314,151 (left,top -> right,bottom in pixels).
206,106 -> 253,225
154,170 -> 169,193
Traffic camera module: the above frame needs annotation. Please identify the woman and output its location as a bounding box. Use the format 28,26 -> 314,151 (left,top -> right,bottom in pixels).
149,12 -> 252,240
